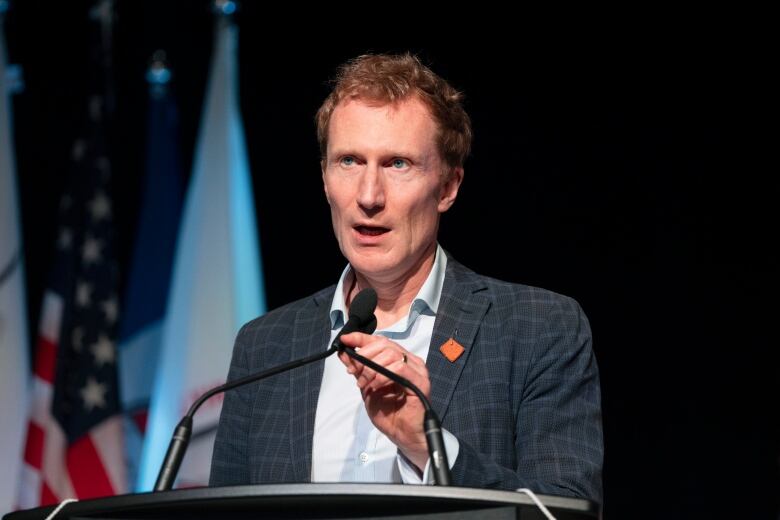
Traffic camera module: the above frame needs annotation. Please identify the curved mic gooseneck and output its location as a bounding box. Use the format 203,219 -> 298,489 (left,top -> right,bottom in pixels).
153,288 -> 378,491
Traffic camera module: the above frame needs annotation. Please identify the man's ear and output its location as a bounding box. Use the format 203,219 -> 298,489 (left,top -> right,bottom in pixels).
321,160 -> 330,204
438,166 -> 464,213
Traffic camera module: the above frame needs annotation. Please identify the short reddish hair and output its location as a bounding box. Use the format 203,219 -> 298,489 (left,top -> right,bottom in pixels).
316,53 -> 472,175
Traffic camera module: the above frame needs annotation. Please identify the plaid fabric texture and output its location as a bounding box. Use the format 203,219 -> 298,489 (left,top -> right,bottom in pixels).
209,255 -> 603,504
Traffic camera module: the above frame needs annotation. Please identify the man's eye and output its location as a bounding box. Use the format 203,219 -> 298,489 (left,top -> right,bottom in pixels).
390,158 -> 408,169
340,156 -> 355,167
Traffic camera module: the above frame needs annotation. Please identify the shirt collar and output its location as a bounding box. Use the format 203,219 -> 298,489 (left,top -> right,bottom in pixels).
329,243 -> 448,332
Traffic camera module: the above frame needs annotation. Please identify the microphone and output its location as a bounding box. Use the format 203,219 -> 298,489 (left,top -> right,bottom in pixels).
334,287 -> 377,349
153,288 -> 378,491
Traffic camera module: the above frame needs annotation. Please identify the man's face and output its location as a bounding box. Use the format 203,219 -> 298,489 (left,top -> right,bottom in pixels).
322,97 -> 462,283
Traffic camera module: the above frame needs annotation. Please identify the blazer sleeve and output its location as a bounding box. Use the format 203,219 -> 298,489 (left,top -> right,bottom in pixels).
449,295 -> 603,504
209,322 -> 254,486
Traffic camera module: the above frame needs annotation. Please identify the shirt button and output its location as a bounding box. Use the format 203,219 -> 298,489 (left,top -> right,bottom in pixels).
359,452 -> 369,463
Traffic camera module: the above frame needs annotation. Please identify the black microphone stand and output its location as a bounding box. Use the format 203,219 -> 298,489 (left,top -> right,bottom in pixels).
153,287 -> 451,489
154,345 -> 339,491
154,288 -> 379,491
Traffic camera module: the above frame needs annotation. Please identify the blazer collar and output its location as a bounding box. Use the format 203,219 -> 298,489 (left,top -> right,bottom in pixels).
426,253 -> 491,422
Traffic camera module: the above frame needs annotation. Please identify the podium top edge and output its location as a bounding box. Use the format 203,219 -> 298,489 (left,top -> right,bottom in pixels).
6,483 -> 599,519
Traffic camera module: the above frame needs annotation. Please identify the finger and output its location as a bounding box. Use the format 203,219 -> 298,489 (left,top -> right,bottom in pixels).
338,334 -> 388,379
337,332 -> 379,349
337,350 -> 363,377
346,336 -> 404,360
338,340 -> 396,373
340,344 -> 391,382
365,359 -> 415,393
362,383 -> 407,404
367,359 -> 430,396
340,334 -> 407,362
339,335 -> 393,379
353,339 -> 410,367
355,347 -> 411,389
346,351 -> 392,388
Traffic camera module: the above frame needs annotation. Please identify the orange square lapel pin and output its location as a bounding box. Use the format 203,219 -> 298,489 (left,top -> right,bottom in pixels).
439,337 -> 465,362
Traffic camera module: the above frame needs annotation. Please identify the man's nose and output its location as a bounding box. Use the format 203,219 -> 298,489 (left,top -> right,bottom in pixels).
356,164 -> 385,211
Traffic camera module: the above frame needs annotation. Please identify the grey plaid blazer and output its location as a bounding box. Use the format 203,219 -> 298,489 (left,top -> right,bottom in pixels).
210,254 -> 603,504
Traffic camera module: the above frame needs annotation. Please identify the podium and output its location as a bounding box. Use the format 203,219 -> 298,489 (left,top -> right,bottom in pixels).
5,484 -> 599,519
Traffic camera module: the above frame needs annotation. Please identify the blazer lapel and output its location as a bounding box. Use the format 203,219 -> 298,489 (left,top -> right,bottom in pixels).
288,287 -> 334,482
427,256 -> 490,421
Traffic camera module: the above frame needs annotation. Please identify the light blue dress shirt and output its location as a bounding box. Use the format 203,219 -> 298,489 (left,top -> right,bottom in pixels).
311,244 -> 459,484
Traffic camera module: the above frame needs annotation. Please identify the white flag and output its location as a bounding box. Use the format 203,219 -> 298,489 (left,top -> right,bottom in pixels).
0,15 -> 30,514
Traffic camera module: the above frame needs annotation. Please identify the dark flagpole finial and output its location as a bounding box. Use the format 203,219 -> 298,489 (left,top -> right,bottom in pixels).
89,0 -> 114,25
213,0 -> 237,16
146,50 -> 172,98
146,51 -> 171,85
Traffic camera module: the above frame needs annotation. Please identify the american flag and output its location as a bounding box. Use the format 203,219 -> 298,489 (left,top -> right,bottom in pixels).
18,1 -> 126,507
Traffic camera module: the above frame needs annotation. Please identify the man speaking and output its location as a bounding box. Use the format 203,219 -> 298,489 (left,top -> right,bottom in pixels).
209,53 -> 603,504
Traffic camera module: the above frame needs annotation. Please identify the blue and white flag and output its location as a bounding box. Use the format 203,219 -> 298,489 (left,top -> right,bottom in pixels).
117,56 -> 184,489
137,16 -> 265,490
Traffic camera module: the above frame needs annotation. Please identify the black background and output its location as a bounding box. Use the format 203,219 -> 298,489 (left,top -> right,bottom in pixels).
4,2 -> 778,518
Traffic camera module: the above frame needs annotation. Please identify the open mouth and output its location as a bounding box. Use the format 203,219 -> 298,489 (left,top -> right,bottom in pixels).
354,225 -> 390,236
